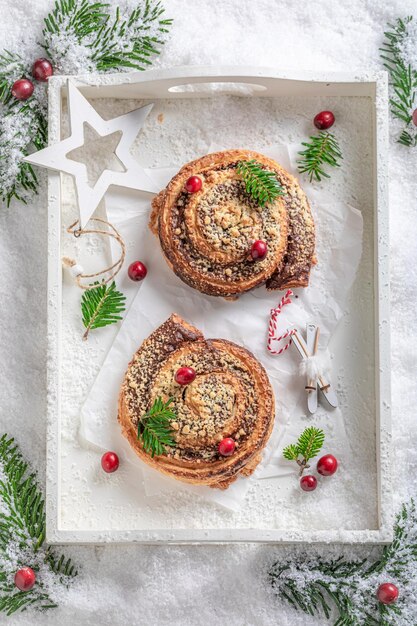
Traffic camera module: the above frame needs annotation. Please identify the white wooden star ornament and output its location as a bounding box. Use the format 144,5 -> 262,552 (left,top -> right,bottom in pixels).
24,80 -> 159,227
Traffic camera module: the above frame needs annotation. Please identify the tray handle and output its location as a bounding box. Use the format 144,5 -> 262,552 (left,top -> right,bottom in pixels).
166,79 -> 268,96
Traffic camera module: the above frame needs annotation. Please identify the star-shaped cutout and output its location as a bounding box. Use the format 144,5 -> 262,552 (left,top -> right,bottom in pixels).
24,80 -> 158,227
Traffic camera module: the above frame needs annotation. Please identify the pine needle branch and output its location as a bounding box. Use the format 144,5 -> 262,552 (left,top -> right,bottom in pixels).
138,397 -> 176,458
90,3 -> 173,72
43,0 -> 108,41
42,0 -> 173,73
270,500 -> 417,625
0,434 -> 77,616
282,427 -> 325,475
237,159 -> 284,207
398,128 -> 417,146
297,132 -> 342,183
81,281 -> 126,340
380,16 -> 417,146
297,426 -> 325,460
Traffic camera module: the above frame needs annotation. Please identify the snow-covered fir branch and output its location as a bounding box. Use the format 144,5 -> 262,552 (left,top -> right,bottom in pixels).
0,435 -> 77,615
42,0 -> 173,75
269,500 -> 417,625
0,100 -> 47,204
380,16 -> 417,147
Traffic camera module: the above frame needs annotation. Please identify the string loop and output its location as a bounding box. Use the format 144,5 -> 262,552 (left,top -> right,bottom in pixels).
63,218 -> 125,290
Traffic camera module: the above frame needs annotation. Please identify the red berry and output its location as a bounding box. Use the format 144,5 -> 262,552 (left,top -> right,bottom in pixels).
128,261 -> 147,281
185,176 -> 202,193
14,567 -> 36,591
11,78 -> 34,101
377,583 -> 399,605
32,58 -> 53,82
250,240 -> 268,260
412,109 -> 417,126
218,438 -> 236,457
175,367 -> 196,385
313,110 -> 335,130
317,454 -> 338,476
101,451 -> 119,473
300,475 -> 317,491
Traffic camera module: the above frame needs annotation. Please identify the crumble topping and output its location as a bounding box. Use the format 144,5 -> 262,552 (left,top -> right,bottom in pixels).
166,162 -> 313,292
122,317 -> 258,463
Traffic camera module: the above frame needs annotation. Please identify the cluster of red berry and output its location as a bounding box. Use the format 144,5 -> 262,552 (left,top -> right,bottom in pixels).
300,454 -> 338,492
11,58 -> 54,101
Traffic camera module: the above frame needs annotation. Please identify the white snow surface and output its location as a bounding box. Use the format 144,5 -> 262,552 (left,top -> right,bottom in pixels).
0,0 -> 417,624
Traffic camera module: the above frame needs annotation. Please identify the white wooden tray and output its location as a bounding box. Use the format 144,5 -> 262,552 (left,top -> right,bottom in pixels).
45,66 -> 392,544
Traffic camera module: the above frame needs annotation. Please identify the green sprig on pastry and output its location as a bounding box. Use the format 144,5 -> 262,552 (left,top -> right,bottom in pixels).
138,397 -> 177,457
236,158 -> 285,206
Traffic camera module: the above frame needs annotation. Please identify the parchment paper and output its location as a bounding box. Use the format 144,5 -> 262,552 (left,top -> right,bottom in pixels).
80,145 -> 363,511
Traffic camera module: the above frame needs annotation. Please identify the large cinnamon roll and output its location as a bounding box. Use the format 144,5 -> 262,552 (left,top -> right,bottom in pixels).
150,150 -> 315,298
118,314 -> 275,489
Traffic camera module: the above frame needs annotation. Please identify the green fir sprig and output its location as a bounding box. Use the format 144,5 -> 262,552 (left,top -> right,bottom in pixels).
380,17 -> 417,147
269,500 -> 417,625
297,132 -> 342,183
138,397 -> 177,457
0,434 -> 77,615
81,281 -> 126,340
283,426 -> 325,475
237,159 -> 284,207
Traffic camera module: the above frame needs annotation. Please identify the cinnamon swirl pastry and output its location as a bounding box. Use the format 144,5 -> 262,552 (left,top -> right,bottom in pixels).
118,314 -> 275,489
150,150 -> 315,298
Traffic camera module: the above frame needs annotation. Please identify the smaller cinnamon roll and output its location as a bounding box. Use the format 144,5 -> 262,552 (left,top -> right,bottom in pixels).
118,314 -> 275,489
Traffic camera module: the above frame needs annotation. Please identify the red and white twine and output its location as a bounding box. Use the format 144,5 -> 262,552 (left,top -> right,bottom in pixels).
267,289 -> 296,355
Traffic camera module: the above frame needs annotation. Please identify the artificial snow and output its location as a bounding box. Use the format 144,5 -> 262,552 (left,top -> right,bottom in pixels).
1,0 -> 417,625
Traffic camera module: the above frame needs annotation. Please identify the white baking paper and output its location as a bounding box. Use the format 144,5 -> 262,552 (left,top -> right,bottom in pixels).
80,145 -> 363,511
